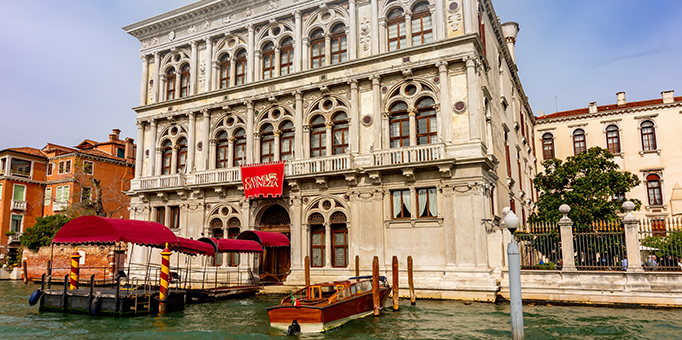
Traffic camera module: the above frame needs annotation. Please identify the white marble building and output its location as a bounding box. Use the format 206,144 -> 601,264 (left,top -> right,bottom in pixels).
124,0 -> 536,301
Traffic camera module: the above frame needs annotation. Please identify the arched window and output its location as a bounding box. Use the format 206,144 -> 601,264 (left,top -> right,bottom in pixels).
166,67 -> 176,100
641,120 -> 657,151
162,140 -> 172,175
331,212 -> 348,268
389,102 -> 410,148
216,131 -> 229,168
280,38 -> 294,76
387,8 -> 406,51
280,121 -> 294,161
416,97 -> 437,145
235,49 -> 247,85
262,42 -> 275,79
219,54 -> 230,89
310,29 -> 325,69
309,213 -> 325,267
605,125 -> 620,154
647,174 -> 662,206
332,112 -> 349,154
573,129 -> 586,155
411,2 -> 433,46
542,133 -> 555,160
260,124 -> 275,163
179,64 -> 190,97
233,128 -> 246,166
330,24 -> 347,64
177,137 -> 188,173
310,115 -> 326,157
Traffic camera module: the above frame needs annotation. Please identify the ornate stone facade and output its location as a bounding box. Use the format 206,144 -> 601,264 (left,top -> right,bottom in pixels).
124,0 -> 535,301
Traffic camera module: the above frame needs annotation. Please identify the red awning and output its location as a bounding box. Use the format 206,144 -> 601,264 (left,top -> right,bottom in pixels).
52,216 -> 178,249
217,239 -> 263,253
171,237 -> 215,256
236,230 -> 290,247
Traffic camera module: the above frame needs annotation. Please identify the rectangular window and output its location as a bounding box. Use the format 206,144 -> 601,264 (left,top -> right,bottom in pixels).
56,185 -> 70,202
12,184 -> 26,201
47,163 -> 53,176
170,206 -> 180,229
155,207 -> 166,224
391,189 -> 411,219
81,187 -> 92,202
117,148 -> 125,158
44,187 -> 52,205
0,183 -> 3,200
10,215 -> 22,233
83,161 -> 94,175
10,158 -> 31,177
311,226 -> 325,267
59,160 -> 71,174
0,158 -> 5,175
417,188 -> 438,218
332,226 -> 348,268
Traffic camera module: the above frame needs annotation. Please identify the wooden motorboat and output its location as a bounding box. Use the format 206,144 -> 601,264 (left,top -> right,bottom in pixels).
267,276 -> 391,333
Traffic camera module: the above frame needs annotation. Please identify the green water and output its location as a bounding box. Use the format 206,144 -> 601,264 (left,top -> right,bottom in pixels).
1,281 -> 681,339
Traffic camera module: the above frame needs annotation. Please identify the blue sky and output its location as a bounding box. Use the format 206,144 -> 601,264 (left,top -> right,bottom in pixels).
1,0 -> 680,149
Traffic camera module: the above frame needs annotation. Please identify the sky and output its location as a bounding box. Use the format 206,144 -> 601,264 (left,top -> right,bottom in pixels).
1,0 -> 680,149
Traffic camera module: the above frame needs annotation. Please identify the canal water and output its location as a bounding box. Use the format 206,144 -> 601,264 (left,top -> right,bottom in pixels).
1,280 -> 681,339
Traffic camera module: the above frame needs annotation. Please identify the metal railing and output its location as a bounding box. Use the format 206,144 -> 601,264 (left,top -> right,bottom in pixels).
639,217 -> 682,271
515,222 -> 562,270
573,220 -> 626,271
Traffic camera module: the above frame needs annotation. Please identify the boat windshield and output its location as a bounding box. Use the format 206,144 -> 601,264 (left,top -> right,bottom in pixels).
329,280 -> 372,303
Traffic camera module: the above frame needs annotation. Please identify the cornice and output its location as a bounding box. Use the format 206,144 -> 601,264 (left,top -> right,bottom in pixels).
48,152 -> 133,167
536,101 -> 682,125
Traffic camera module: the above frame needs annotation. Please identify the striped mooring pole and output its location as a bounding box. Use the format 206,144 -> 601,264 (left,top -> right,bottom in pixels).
70,247 -> 82,290
159,243 -> 172,314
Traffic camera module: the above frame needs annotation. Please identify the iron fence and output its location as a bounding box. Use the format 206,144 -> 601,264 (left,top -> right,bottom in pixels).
515,222 -> 562,270
639,217 -> 682,271
573,220 -> 626,271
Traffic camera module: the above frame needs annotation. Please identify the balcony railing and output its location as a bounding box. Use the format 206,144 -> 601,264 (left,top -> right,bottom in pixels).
8,232 -> 22,243
53,201 -> 68,211
285,154 -> 352,175
11,200 -> 26,211
371,143 -> 445,166
193,168 -> 241,185
140,174 -> 185,189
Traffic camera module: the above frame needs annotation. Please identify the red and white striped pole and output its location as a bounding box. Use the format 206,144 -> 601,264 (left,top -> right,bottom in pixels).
159,243 -> 172,314
70,247 -> 82,290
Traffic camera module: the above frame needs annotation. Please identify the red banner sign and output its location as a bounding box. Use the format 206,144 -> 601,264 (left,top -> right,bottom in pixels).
241,161 -> 285,199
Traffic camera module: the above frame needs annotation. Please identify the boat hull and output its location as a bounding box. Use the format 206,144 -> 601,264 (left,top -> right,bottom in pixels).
267,287 -> 390,333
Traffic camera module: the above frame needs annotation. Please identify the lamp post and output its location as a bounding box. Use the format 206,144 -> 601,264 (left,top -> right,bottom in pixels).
503,207 -> 524,340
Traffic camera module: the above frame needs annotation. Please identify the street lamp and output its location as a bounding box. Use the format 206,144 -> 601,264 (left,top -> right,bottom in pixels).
502,207 -> 524,340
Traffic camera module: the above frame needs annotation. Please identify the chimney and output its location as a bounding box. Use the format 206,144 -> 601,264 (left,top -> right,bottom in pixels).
125,137 -> 136,164
537,110 -> 545,117
501,22 -> 520,63
110,129 -> 121,141
662,90 -> 675,104
617,91 -> 626,106
588,102 -> 598,113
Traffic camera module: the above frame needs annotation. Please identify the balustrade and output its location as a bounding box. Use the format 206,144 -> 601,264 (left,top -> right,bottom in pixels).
372,143 -> 444,166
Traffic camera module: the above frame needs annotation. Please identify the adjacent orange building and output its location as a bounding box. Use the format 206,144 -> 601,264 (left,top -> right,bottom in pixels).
0,129 -> 135,263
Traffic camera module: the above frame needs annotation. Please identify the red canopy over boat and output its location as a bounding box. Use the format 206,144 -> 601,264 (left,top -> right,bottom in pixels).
52,216 -> 178,249
236,230 -> 290,247
197,237 -> 263,253
171,237 -> 215,256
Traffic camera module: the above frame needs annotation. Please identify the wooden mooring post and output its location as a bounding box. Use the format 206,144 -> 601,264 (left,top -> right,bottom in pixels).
372,256 -> 380,316
408,256 -> 416,305
392,256 -> 399,311
304,255 -> 310,286
22,260 -> 28,284
355,255 -> 359,277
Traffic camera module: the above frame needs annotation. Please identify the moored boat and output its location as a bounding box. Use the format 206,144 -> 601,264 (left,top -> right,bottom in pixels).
267,276 -> 391,333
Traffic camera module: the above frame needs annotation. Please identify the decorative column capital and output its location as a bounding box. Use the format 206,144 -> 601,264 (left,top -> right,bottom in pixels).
204,37 -> 212,44
382,112 -> 391,120
149,119 -> 157,127
293,89 -> 303,100
303,124 -> 311,132
202,109 -> 210,118
294,9 -> 301,18
247,23 -> 254,32
325,122 -> 334,129
273,130 -> 282,137
370,74 -> 380,85
254,133 -> 261,140
408,108 -> 418,116
348,78 -> 359,89
209,138 -> 217,145
436,60 -> 449,72
244,100 -> 254,109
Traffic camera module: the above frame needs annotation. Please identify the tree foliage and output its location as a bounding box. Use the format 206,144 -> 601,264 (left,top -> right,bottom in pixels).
20,215 -> 72,251
529,147 -> 641,228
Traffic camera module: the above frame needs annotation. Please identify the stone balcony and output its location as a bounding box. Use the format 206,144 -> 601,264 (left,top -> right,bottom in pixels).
130,144 -> 450,192
11,200 -> 26,211
52,201 -> 68,212
8,232 -> 22,243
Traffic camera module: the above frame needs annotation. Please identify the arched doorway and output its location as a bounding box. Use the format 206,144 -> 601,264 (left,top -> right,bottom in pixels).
258,204 -> 291,282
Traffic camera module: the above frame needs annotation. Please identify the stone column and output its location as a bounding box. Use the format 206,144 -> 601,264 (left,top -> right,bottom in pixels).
247,24 -> 255,83
324,34 -> 332,66
294,91 -> 303,160
349,79 -> 359,153
462,0 -> 476,34
558,204 -> 577,272
135,121 -> 145,178
436,60 -> 451,143
382,112 -> 390,150
302,39 -> 310,71
209,139 -> 217,170
211,61 -> 220,91
204,37 -> 213,92
160,74 -> 167,101
148,120 -> 157,176
227,137 -> 235,167
190,41 -> 198,95
371,0 -> 379,54
139,55 -> 149,106
174,71 -> 181,99
155,147 -> 163,176
408,109 -> 417,146
153,52 -> 160,103
324,223 -> 332,268
201,110 -> 210,170
371,74 -> 382,149
379,19 -> 387,53
349,0 -> 357,60
170,146 -> 179,174
466,56 -> 483,141
623,201 -> 643,272
229,58 -> 236,87
254,134 -> 262,164
303,125 -> 311,159
274,48 -> 281,77
294,10 -> 302,72
434,0 -> 444,40
405,13 -> 413,48
325,122 -> 333,156
273,130 -> 281,162
246,101 -> 254,164
187,112 -> 196,172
